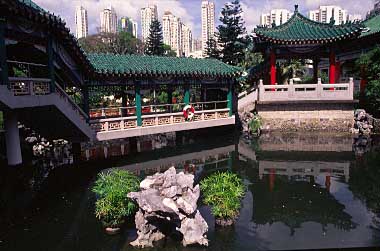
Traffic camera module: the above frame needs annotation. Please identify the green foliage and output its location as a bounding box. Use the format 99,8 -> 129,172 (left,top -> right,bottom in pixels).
278,59 -> 306,85
92,169 -> 140,227
217,0 -> 247,65
162,44 -> 177,57
248,115 -> 262,134
200,172 -> 245,220
78,32 -> 143,55
205,38 -> 220,59
356,46 -> 380,116
145,19 -> 165,56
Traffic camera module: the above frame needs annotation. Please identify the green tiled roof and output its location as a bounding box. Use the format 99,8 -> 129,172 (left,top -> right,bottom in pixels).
17,0 -> 45,13
87,53 -> 241,77
360,15 -> 380,38
254,5 -> 363,45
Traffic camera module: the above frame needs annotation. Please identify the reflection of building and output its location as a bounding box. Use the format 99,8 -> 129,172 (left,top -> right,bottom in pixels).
201,0 -> 215,56
118,17 -> 138,37
260,9 -> 292,26
75,6 -> 88,39
100,6 -> 117,33
141,5 -> 158,43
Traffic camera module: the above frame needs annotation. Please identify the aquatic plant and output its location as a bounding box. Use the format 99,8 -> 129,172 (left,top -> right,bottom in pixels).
200,172 -> 245,225
248,115 -> 262,135
92,169 -> 140,228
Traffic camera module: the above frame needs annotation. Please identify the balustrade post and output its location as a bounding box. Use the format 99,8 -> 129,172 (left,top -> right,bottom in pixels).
349,77 -> 354,100
288,79 -> 294,99
120,119 -> 124,130
317,78 -> 322,98
47,34 -> 55,93
0,18 -> 8,86
104,121 -> 109,131
135,82 -> 142,126
258,79 -> 264,101
155,116 -> 159,126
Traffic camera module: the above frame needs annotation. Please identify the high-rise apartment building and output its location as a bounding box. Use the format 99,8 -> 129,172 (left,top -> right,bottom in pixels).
182,24 -> 192,57
100,6 -> 117,33
260,9 -> 292,26
118,17 -> 138,37
308,6 -> 348,25
75,5 -> 88,39
201,0 -> 215,56
192,38 -> 203,52
162,11 -> 182,56
141,5 -> 158,43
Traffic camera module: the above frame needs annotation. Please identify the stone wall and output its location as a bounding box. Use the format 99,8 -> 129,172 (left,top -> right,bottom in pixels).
257,102 -> 354,132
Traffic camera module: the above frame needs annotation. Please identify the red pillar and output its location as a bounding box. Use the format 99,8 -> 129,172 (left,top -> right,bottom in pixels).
329,50 -> 336,84
335,61 -> 340,83
270,50 -> 276,85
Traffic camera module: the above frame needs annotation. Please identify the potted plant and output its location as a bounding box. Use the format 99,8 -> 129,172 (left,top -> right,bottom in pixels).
92,169 -> 140,234
200,172 -> 245,226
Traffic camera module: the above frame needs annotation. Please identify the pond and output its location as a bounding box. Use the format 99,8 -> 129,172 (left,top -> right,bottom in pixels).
0,131 -> 379,251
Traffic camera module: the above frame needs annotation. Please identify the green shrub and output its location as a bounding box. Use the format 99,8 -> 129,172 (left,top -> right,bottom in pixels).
92,169 -> 140,227
200,172 -> 245,220
248,115 -> 262,134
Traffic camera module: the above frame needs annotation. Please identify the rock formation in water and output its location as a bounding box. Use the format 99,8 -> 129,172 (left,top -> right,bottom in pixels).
352,109 -> 373,135
127,167 -> 208,248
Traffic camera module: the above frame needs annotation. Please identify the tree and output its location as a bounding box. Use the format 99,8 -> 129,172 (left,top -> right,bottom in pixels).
144,19 -> 165,56
205,38 -> 220,59
78,32 -> 143,55
217,0 -> 247,65
356,46 -> 380,117
163,44 -> 177,57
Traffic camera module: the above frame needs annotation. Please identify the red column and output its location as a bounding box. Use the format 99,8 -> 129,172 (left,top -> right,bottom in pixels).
270,50 -> 276,85
329,50 -> 336,84
335,61 -> 340,83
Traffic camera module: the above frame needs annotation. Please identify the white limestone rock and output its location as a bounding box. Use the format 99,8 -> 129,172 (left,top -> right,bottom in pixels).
128,167 -> 208,248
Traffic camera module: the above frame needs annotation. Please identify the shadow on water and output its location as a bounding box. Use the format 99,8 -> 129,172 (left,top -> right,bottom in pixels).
0,131 -> 380,250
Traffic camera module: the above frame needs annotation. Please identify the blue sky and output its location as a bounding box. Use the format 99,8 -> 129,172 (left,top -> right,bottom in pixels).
34,0 -> 375,38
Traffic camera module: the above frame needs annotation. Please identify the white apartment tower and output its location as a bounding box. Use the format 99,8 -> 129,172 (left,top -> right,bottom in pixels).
100,6 -> 117,33
75,6 -> 88,39
141,5 -> 158,43
308,6 -> 348,25
162,12 -> 182,56
201,0 -> 215,56
260,9 -> 292,26
182,24 -> 192,57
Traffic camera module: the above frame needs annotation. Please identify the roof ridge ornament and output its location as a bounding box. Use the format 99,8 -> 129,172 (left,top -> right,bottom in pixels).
294,4 -> 299,12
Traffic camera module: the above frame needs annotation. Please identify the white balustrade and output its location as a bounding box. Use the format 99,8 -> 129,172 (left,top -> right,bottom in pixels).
258,78 -> 354,102
90,108 -> 231,133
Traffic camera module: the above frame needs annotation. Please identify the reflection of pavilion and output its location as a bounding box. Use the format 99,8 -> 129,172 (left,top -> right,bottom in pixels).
117,145 -> 234,177
259,161 -> 350,182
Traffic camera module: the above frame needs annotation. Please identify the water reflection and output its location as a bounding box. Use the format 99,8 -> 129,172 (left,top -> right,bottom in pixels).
1,132 -> 380,250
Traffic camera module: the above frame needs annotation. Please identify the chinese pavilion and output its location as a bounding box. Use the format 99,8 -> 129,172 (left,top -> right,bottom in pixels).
253,5 -> 364,85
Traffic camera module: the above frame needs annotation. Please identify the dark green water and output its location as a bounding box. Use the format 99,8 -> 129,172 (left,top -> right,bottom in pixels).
0,132 -> 380,251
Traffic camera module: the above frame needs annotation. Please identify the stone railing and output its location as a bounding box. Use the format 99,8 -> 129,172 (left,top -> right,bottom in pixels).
7,77 -> 89,121
89,101 -> 228,119
258,78 -> 354,102
8,77 -> 51,95
90,108 -> 231,133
